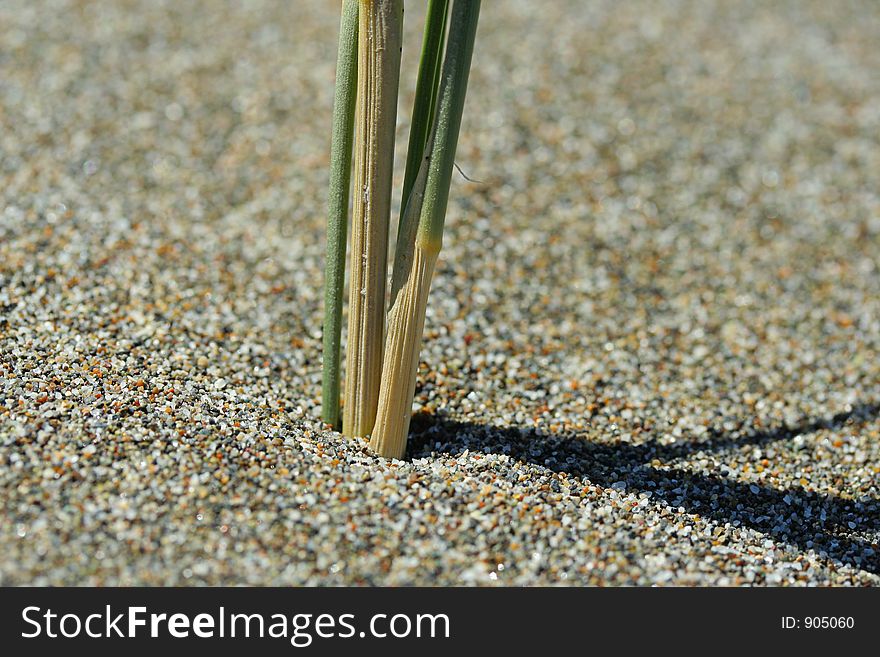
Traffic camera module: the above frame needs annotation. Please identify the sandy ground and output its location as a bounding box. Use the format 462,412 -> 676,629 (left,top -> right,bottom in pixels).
1,0 -> 878,585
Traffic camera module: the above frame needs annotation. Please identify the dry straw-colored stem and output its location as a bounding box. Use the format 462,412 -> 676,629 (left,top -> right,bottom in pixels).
343,0 -> 403,438
370,158 -> 433,458
370,245 -> 438,459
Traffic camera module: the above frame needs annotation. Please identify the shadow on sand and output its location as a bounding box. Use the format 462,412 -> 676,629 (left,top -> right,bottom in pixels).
407,403 -> 880,576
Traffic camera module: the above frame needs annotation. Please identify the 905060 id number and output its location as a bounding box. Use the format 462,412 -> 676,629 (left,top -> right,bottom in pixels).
782,616 -> 855,630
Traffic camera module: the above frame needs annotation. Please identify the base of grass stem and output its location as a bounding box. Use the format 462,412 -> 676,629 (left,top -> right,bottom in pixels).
369,242 -> 439,459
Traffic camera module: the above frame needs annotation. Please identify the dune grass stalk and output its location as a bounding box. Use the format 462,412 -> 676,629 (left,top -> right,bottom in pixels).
342,0 -> 403,438
370,0 -> 481,459
321,0 -> 359,428
398,0 -> 449,232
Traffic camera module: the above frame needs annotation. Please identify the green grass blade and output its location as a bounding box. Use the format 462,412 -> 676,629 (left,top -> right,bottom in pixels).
417,0 -> 480,250
322,0 -> 359,429
398,0 -> 449,233
425,0 -> 449,135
